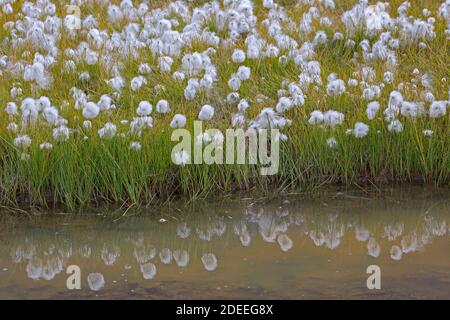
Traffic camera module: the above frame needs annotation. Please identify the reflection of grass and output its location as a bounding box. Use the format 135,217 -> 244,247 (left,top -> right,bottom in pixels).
0,0 -> 449,210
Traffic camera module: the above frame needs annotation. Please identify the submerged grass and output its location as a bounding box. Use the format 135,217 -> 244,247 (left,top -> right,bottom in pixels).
0,0 -> 449,211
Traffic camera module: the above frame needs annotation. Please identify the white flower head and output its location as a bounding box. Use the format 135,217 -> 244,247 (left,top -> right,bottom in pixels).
327,137 -> 338,149
429,101 -> 447,118
323,110 -> 345,127
156,100 -> 170,114
82,102 -> 100,119
366,101 -> 380,120
137,101 -> 152,116
14,135 -> 32,148
170,114 -> 187,128
353,122 -> 369,138
237,66 -> 251,81
129,141 -> 142,151
5,102 -> 18,116
53,126 -> 70,141
231,49 -> 246,63
309,110 -> 324,125
40,142 -> 53,151
388,120 -> 403,133
98,122 -> 117,140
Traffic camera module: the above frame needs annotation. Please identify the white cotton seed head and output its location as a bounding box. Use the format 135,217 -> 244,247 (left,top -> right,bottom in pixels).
98,95 -> 114,111
231,49 -> 246,63
7,123 -> 19,132
98,122 -> 117,140
52,126 -> 70,141
199,105 -> 215,121
247,45 -> 260,59
156,100 -> 170,113
263,0 -> 274,9
184,84 -> 197,100
237,66 -> 251,80
129,141 -> 142,151
131,76 -> 146,91
348,79 -> 358,87
326,79 -> 346,96
139,63 -> 152,75
108,5 -> 123,24
327,137 -> 338,149
227,92 -> 240,105
42,106 -> 59,125
85,50 -> 98,65
21,98 -> 38,123
200,74 -> 214,89
36,96 -> 51,111
429,101 -> 447,118
422,92 -> 435,103
137,101 -> 152,116
388,120 -> 403,133
277,234 -> 293,252
323,110 -> 345,127
228,76 -> 241,91
56,118 -> 68,127
309,110 -> 324,125
353,122 -> 369,138
5,102 -> 18,116
158,56 -> 173,73
82,102 -> 100,119
366,101 -> 380,120
238,99 -> 249,112
20,153 -> 30,161
363,88 -> 375,100
389,91 -> 403,108
174,150 -> 190,166
384,71 -> 394,84
83,120 -> 92,129
14,135 -> 32,148
130,116 -> 153,136
10,87 -> 22,99
173,71 -> 185,81
40,142 -> 53,151
276,97 -> 292,113
328,73 -> 338,83
170,114 -> 187,128
400,101 -> 424,118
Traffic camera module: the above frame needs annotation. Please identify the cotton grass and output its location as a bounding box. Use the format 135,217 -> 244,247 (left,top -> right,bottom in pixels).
0,0 -> 448,210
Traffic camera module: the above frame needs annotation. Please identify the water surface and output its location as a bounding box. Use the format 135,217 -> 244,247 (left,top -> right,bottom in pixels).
0,187 -> 449,299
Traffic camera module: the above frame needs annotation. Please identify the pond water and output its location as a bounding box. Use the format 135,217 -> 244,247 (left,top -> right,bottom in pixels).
0,187 -> 449,299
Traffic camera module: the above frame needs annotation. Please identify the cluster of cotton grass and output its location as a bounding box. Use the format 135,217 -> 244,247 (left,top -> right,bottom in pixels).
0,0 -> 449,207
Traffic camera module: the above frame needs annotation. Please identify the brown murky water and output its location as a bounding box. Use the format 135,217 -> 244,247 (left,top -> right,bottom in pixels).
0,187 -> 449,299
